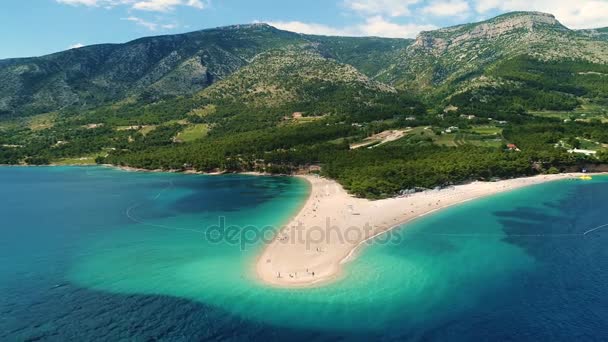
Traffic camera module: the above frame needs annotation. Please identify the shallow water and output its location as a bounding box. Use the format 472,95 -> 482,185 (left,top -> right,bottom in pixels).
1,166 -> 607,340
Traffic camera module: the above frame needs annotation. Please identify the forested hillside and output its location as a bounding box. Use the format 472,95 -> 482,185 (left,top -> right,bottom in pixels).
2,11 -> 608,198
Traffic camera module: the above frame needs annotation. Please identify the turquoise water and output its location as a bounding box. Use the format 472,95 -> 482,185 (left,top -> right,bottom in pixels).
1,166 -> 607,340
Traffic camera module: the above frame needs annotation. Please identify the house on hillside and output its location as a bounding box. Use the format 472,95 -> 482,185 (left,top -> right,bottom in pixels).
444,126 -> 459,134
568,148 -> 597,156
507,144 -> 521,152
444,105 -> 458,113
283,112 -> 304,121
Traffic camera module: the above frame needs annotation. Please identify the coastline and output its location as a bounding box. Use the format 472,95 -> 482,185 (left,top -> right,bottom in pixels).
2,164 -> 602,287
0,163 -> 275,177
103,164 -> 275,177
255,172 -> 604,288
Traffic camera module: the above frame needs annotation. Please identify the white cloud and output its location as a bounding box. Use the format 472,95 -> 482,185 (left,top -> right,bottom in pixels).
121,16 -> 179,30
269,16 -> 436,38
186,0 -> 205,9
473,0 -> 608,29
344,0 -> 421,17
122,16 -> 160,30
266,21 -> 355,36
57,0 -> 608,40
473,0 -> 500,13
342,0 -> 608,30
69,43 -> 85,49
421,0 -> 470,17
358,16 -> 437,37
132,0 -> 182,11
56,0 -> 207,12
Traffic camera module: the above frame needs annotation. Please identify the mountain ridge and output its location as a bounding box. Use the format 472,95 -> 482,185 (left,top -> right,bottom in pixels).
2,12 -> 608,198
2,11 -> 605,64
1,11 -> 607,118
376,11 -> 608,93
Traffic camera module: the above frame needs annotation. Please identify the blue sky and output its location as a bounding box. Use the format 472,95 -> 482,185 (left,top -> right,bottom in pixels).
1,0 -> 607,59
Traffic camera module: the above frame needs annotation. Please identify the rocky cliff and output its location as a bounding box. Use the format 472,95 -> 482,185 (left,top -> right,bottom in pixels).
413,12 -> 566,54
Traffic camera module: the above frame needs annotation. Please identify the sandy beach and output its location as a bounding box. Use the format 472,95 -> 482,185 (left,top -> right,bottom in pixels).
256,173 -> 600,287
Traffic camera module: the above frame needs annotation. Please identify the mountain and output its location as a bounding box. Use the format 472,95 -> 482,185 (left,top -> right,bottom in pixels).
2,12 -> 607,119
199,45 -> 395,109
2,11 -> 608,198
307,35 -> 413,77
0,24 -> 408,118
377,12 -> 608,93
0,23 -> 304,117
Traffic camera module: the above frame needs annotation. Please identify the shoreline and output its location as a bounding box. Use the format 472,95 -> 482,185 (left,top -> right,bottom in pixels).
255,172 -> 604,288
1,164 -> 602,287
104,164 -> 277,177
0,163 -> 275,177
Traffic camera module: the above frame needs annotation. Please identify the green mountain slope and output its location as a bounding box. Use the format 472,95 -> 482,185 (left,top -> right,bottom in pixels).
0,24 -> 412,119
306,35 -> 413,77
579,27 -> 608,41
200,45 -> 395,109
378,12 -> 608,93
3,11 -> 608,198
0,24 -> 304,117
3,12 -> 606,119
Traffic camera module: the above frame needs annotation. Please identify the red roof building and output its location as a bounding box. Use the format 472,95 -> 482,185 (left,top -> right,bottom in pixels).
507,144 -> 520,151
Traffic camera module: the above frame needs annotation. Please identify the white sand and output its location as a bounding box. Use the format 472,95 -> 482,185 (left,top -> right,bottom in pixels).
256,173 -> 599,287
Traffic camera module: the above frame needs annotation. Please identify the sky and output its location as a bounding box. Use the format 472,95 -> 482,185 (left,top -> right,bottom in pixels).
1,0 -> 608,59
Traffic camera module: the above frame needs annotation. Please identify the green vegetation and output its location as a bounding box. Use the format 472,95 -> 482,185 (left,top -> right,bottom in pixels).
2,12 -> 608,198
529,102 -> 608,122
176,124 -> 209,142
324,145 -> 534,198
470,126 -> 503,135
28,113 -> 58,131
52,151 -> 108,165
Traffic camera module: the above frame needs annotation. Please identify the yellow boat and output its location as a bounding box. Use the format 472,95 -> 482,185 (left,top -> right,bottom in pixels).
579,175 -> 593,180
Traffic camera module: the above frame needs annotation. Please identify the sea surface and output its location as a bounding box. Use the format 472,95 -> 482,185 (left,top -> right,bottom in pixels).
0,166 -> 607,341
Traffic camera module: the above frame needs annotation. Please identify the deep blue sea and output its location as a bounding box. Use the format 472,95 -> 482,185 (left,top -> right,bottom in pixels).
0,166 -> 607,341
